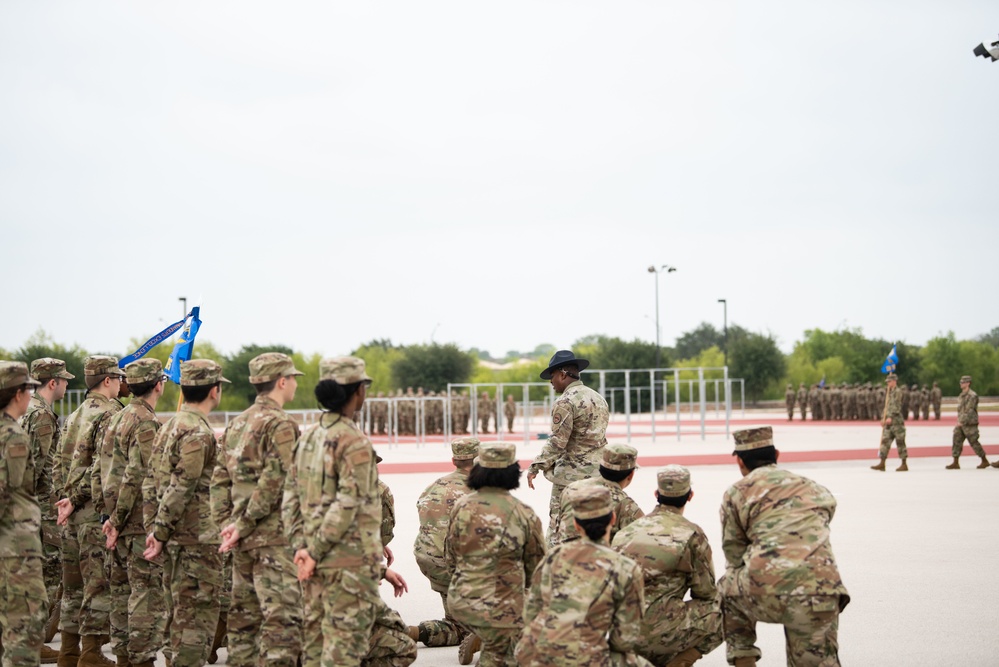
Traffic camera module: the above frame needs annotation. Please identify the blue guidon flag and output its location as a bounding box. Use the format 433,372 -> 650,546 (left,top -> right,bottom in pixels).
118,313 -> 192,368
880,344 -> 898,374
164,307 -> 202,384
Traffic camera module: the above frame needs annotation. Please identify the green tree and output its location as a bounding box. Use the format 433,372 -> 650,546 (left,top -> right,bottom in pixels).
919,333 -> 962,395
674,322 -> 748,362
729,332 -> 787,402
977,327 -> 999,349
391,343 -> 475,392
351,340 -> 405,394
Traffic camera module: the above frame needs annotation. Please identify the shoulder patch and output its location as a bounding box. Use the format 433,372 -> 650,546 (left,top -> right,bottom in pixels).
274,423 -> 298,447
8,442 -> 28,458
137,428 -> 156,444
37,424 -> 54,437
347,448 -> 372,466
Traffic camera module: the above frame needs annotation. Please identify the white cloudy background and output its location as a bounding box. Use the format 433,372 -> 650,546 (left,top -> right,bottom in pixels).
2,1 -> 997,359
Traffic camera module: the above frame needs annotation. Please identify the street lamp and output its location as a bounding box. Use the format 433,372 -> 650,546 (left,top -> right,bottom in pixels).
647,265 -> 677,369
717,299 -> 728,368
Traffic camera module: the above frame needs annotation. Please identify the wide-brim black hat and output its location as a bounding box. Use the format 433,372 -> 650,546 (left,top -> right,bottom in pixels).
540,350 -> 590,380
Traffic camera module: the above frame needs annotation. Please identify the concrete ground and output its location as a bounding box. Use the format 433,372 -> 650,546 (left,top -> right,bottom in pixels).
378,413 -> 999,666
56,412 -> 997,666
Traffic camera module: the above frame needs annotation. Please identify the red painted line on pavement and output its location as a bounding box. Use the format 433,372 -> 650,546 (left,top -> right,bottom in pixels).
377,444 -> 999,474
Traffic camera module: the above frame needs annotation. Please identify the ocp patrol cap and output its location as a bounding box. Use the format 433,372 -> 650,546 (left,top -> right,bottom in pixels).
180,359 -> 230,387
125,358 -> 163,384
30,358 -> 75,381
450,437 -> 480,461
567,485 -> 612,520
249,352 -> 304,384
0,361 -> 42,390
732,426 -> 774,452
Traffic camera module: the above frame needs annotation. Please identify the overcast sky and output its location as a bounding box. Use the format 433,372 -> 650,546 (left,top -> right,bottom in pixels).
2,2 -> 997,361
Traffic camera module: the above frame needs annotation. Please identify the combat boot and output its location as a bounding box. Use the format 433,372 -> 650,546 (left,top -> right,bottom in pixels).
977,456 -> 990,469
896,459 -> 908,472
45,594 -> 61,642
208,613 -> 227,664
78,635 -> 115,667
733,658 -> 757,667
457,633 -> 481,665
870,458 -> 886,471
665,647 -> 702,667
945,457 -> 960,470
132,661 -> 154,667
41,645 -> 60,664
116,655 -> 131,667
992,461 -> 999,468
57,632 -> 81,667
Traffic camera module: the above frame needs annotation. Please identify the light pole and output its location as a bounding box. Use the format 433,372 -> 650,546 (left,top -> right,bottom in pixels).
718,298 -> 728,368
647,265 -> 677,369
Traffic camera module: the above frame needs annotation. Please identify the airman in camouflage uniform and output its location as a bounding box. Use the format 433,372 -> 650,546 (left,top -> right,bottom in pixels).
410,437 -> 479,648
282,357 -> 415,667
0,362 -> 47,667
516,485 -> 647,667
527,351 -> 608,543
503,395 -> 515,433
899,383 -> 909,420
946,375 -> 993,470
446,442 -> 546,667
143,359 -> 228,667
56,356 -> 126,667
99,359 -> 166,667
796,383 -> 808,421
871,373 -> 907,472
930,381 -> 942,420
21,358 -> 74,659
719,427 -> 850,667
477,392 -> 492,434
612,466 -> 722,667
212,353 -> 304,667
378,473 -> 395,562
552,444 -> 643,546
920,385 -> 930,421
784,384 -> 795,421
909,384 -> 920,420
809,385 -> 822,421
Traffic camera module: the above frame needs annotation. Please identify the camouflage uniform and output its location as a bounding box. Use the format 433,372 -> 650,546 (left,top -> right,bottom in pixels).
446,443 -> 545,667
476,393 -> 489,434
952,377 -> 986,460
784,385 -> 795,421
552,445 -> 643,546
719,427 -> 849,666
796,384 -> 808,421
908,384 -> 920,420
612,466 -> 722,665
412,438 -> 478,647
147,360 -> 228,667
528,379 -> 608,543
211,353 -> 304,667
21,358 -> 74,620
107,382 -> 167,667
878,376 -> 907,463
0,362 -> 46,667
930,382 -> 942,420
60,357 -> 126,642
809,386 -> 822,421
101,359 -> 166,665
503,397 -> 515,433
516,486 -> 646,667
283,357 -> 414,667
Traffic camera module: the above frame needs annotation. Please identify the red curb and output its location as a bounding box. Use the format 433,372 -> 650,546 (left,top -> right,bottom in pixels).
376,444 -> 999,474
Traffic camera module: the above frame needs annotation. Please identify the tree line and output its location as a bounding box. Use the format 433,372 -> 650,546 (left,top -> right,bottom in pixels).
4,324 -> 996,413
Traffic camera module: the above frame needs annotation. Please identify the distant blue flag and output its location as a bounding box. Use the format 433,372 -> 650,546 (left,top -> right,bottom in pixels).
818,376 -> 826,389
164,307 -> 202,384
880,344 -> 898,374
118,315 -> 190,368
